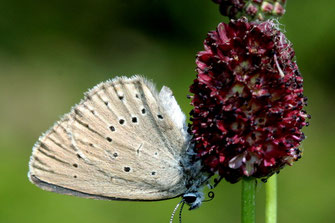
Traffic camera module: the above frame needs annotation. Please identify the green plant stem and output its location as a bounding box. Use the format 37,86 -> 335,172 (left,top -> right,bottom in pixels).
265,174 -> 277,223
242,177 -> 256,223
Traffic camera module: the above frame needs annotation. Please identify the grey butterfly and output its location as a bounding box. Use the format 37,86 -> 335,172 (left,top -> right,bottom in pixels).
28,75 -> 210,211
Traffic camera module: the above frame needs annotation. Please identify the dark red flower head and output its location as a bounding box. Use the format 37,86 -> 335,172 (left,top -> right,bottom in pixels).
189,18 -> 309,183
212,0 -> 286,21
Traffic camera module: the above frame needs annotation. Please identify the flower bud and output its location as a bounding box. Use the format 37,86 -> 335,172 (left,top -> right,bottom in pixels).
212,0 -> 287,21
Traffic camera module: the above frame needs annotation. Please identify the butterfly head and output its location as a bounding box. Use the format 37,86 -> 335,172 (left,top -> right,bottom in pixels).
182,192 -> 203,210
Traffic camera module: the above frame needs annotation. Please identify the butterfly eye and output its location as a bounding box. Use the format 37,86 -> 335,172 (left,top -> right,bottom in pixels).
183,194 -> 197,204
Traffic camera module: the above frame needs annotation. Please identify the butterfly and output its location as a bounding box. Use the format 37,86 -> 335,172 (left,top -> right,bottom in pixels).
28,75 -> 211,213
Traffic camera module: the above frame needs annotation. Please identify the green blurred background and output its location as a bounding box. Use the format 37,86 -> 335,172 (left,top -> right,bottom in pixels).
0,0 -> 334,222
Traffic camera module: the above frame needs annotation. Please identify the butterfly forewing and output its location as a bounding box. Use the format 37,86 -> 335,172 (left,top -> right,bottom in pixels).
29,76 -> 189,201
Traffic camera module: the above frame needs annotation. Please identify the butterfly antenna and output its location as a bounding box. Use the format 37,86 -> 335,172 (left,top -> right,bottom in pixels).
213,176 -> 223,188
203,191 -> 215,202
178,201 -> 185,223
169,200 -> 183,223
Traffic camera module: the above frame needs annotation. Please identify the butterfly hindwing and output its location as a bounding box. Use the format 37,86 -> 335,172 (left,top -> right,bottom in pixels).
29,76 -> 190,201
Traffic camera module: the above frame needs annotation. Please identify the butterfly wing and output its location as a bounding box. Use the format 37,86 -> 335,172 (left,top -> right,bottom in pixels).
29,76 -> 190,201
